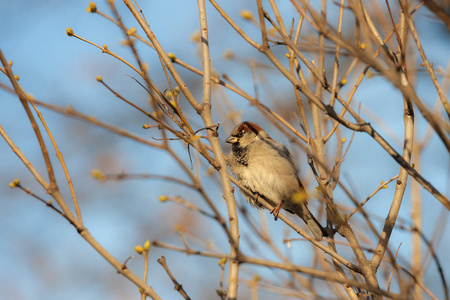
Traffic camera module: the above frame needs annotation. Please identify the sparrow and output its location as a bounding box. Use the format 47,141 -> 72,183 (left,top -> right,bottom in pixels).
226,121 -> 326,240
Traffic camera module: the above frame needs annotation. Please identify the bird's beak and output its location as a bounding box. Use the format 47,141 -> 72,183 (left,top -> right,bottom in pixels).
225,136 -> 238,144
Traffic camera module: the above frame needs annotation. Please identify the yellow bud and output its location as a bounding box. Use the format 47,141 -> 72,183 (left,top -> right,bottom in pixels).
8,60 -> 12,67
165,91 -> 173,98
167,53 -> 176,61
411,163 -> 415,168
190,135 -> 200,142
48,199 -> 53,205
159,195 -> 168,202
127,27 -> 136,35
103,44 -> 108,50
285,53 -> 291,58
382,185 -> 388,189
9,179 -> 20,188
359,42 -> 366,50
14,75 -> 19,81
144,240 -> 150,251
253,275 -> 261,282
135,245 -> 144,254
340,78 -> 347,86
216,290 -> 227,296
240,10 -> 253,20
96,75 -> 102,82
66,28 -> 74,36
91,169 -> 106,181
341,137 -> 346,143
66,105 -> 74,113
223,50 -> 234,60
268,28 -> 277,36
169,100 -> 176,108
291,190 -> 308,204
138,288 -> 144,293
87,2 -> 97,13
218,258 -> 227,267
151,110 -> 164,118
190,30 -> 201,43
141,63 -> 149,72
142,124 -> 151,129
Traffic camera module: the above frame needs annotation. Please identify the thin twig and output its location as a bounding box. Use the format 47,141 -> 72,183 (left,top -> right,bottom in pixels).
157,256 -> 191,300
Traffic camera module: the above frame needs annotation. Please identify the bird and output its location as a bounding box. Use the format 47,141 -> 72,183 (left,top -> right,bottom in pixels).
226,121 -> 326,240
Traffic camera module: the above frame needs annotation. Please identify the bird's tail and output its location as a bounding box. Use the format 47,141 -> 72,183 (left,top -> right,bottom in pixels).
292,203 -> 327,240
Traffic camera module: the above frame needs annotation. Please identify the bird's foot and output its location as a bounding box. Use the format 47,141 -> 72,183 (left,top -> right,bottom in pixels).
270,201 -> 283,221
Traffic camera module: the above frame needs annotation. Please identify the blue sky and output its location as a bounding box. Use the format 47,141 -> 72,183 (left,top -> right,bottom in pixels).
1,1 -> 449,299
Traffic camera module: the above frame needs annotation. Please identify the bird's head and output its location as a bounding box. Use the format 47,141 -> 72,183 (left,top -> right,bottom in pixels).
225,121 -> 269,148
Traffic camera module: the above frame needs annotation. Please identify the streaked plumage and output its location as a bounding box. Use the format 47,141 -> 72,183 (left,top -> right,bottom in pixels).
226,121 -> 325,240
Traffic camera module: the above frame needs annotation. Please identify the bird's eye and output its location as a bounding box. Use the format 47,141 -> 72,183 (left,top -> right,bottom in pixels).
236,131 -> 244,138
